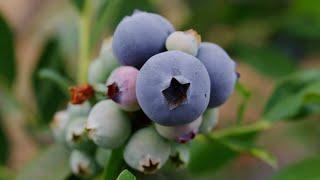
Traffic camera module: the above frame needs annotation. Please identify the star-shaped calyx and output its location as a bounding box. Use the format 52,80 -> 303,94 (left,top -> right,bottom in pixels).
162,77 -> 190,110
107,82 -> 121,103
139,155 -> 160,174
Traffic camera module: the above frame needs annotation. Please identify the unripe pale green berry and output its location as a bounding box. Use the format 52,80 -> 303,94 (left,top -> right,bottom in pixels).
70,150 -> 99,178
199,108 -> 219,134
155,116 -> 202,143
50,110 -> 70,144
162,143 -> 190,171
165,30 -> 201,56
124,127 -> 171,174
86,100 -> 131,149
67,101 -> 91,119
65,117 -> 95,151
95,148 -> 111,167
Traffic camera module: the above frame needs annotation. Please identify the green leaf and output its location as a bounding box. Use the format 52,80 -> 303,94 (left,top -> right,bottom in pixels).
0,166 -> 13,179
235,82 -> 252,125
273,155 -> 320,180
16,145 -> 70,180
188,121 -> 272,174
116,169 -> 136,180
234,45 -> 296,78
32,37 -> 71,124
38,68 -> 72,97
0,13 -> 15,87
0,115 -> 8,165
264,69 -> 320,121
103,147 -> 124,180
188,135 -> 239,174
71,0 -> 86,12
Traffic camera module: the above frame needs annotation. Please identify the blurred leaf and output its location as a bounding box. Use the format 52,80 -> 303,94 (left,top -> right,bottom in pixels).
91,0 -> 156,48
264,70 -> 320,121
116,169 -> 136,180
0,115 -> 8,165
71,0 -> 86,12
0,166 -> 13,179
235,82 -> 252,124
189,121 -> 271,174
16,145 -> 70,180
103,147 -> 124,180
273,155 -> 320,180
32,37 -> 71,124
38,69 -> 72,97
234,45 -> 296,77
188,135 -> 238,175
0,14 -> 15,87
282,0 -> 320,40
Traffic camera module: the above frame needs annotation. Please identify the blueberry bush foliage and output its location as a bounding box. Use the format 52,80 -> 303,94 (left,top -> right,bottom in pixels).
0,0 -> 320,180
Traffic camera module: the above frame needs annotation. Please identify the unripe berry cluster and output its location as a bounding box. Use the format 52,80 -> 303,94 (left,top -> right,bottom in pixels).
51,10 -> 235,177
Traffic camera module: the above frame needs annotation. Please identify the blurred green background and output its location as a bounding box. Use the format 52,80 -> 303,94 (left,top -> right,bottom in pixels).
0,0 -> 319,179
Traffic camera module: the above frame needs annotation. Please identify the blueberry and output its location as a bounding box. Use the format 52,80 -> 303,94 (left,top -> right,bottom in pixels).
50,110 -> 70,144
112,10 -> 174,68
88,39 -> 119,86
106,66 -> 140,111
166,143 -> 190,170
155,116 -> 202,143
65,117 -> 95,151
70,150 -> 99,178
166,30 -> 201,56
124,127 -> 171,174
86,100 -> 131,149
199,108 -> 219,134
67,101 -> 91,119
197,42 -> 237,108
136,51 -> 210,125
95,148 -> 111,167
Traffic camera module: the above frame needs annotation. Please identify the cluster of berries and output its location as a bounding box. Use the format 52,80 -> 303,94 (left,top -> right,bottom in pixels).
51,10 -> 237,178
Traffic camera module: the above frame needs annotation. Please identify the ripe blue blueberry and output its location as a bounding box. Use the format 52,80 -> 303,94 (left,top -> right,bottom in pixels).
70,150 -> 99,178
106,66 -> 140,111
86,100 -> 131,149
124,127 -> 171,174
155,116 -> 202,143
112,10 -> 174,68
199,108 -> 219,134
197,42 -> 237,108
166,30 -> 201,56
136,51 -> 210,126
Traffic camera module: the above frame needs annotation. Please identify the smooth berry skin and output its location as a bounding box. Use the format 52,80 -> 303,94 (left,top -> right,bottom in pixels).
136,51 -> 210,126
50,110 -> 70,145
166,31 -> 200,56
112,10 -> 174,68
95,148 -> 111,167
70,150 -> 99,178
199,108 -> 219,134
197,42 -> 237,108
155,116 -> 202,143
67,101 -> 91,119
124,127 -> 171,174
86,100 -> 131,149
106,66 -> 140,111
65,117 -> 94,151
165,143 -> 190,170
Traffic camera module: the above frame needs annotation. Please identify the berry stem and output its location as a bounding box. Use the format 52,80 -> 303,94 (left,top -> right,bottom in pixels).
77,0 -> 92,84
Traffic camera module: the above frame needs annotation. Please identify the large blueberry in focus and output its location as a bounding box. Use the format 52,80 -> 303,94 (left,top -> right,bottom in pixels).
112,10 -> 174,68
197,42 -> 237,108
136,51 -> 210,126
